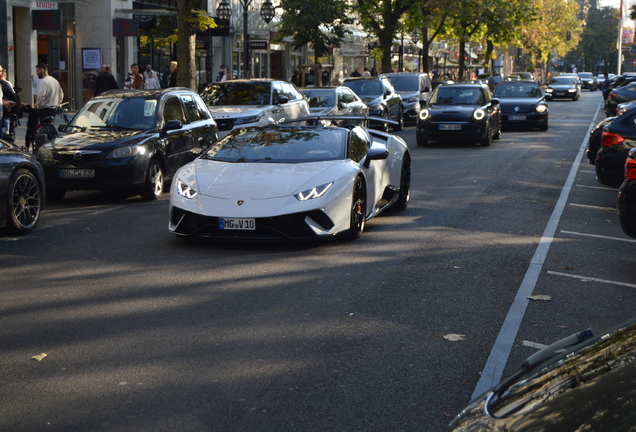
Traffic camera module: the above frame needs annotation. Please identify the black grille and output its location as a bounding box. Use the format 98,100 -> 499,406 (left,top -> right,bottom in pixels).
171,207 -> 335,239
215,119 -> 236,131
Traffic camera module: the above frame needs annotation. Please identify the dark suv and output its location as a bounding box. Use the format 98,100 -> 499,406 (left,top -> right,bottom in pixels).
38,88 -> 218,201
340,76 -> 404,131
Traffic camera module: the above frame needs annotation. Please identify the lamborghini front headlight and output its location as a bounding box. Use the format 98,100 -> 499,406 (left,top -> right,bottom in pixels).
294,182 -> 333,201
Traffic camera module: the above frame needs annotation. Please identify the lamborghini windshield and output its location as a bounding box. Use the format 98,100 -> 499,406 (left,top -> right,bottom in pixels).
204,127 -> 347,163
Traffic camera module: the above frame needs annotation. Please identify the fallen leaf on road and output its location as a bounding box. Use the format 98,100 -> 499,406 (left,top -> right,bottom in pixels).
443,334 -> 466,341
31,353 -> 47,361
528,295 -> 552,301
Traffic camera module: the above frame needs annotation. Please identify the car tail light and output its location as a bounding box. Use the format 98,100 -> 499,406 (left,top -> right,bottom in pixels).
607,93 -> 616,100
626,155 -> 636,180
601,132 -> 625,147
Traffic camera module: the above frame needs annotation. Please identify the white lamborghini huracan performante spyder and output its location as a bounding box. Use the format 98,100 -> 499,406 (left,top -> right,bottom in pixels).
168,120 -> 410,240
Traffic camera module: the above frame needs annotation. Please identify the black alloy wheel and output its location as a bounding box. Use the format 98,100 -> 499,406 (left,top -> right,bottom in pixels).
394,156 -> 411,211
141,159 -> 165,200
480,124 -> 492,147
347,177 -> 366,239
7,169 -> 42,234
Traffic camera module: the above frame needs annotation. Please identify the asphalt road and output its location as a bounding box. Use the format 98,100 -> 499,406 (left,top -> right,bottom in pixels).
2,90 -> 634,432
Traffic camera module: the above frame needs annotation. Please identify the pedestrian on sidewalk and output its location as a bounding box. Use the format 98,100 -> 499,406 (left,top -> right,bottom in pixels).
94,65 -> 119,97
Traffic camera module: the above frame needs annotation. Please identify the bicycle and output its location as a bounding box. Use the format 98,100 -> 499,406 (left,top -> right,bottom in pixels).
32,99 -> 73,154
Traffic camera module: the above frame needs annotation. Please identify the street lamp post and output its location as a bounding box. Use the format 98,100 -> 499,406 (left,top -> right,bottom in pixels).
217,0 -> 276,79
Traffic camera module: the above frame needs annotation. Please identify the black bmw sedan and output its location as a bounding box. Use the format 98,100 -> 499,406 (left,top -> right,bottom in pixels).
0,140 -> 44,234
492,80 -> 548,130
544,76 -> 581,101
37,88 -> 218,201
416,83 -> 501,147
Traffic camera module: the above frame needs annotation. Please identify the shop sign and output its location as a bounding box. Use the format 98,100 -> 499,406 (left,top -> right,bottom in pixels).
34,2 -> 58,9
113,19 -> 139,37
250,41 -> 268,50
32,9 -> 61,30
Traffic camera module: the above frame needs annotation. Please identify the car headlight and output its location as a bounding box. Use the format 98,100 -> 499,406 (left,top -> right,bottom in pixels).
107,145 -> 144,159
546,88 -> 553,93
407,95 -> 419,103
419,109 -> 430,121
176,179 -> 198,199
367,103 -> 383,111
37,145 -> 53,160
473,109 -> 485,120
234,114 -> 263,125
294,182 -> 333,201
535,104 -> 548,113
567,88 -> 576,93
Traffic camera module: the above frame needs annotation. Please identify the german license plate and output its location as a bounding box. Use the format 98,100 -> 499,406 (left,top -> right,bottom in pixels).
60,169 -> 95,178
439,124 -> 461,130
555,92 -> 565,96
219,218 -> 255,230
509,115 -> 526,121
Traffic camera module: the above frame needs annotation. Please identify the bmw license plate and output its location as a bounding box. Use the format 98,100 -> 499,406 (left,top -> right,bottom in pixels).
219,218 -> 255,230
509,115 -> 526,121
439,124 -> 461,130
60,169 -> 95,178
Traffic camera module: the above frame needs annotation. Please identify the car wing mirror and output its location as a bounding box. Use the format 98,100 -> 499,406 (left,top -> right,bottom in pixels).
363,147 -> 389,168
277,95 -> 289,105
490,98 -> 500,106
423,87 -> 430,93
163,120 -> 183,132
338,102 -> 347,110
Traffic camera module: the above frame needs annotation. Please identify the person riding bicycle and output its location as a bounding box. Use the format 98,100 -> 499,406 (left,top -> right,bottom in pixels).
34,63 -> 63,125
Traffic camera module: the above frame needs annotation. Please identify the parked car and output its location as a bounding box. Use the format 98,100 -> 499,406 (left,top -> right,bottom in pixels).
300,86 -> 368,126
37,88 -> 218,201
0,140 -> 44,234
509,72 -> 534,81
604,82 -> 636,117
544,76 -> 581,101
595,106 -> 636,188
618,148 -> 636,238
586,116 -> 616,165
340,76 -> 404,131
446,317 -> 636,431
577,72 -> 598,91
492,80 -> 548,131
199,79 -> 310,138
168,117 -> 411,240
611,72 -> 636,89
415,83 -> 501,147
381,72 -> 432,124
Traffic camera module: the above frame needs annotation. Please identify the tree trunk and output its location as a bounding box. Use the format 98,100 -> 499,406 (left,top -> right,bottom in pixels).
176,1 -> 198,90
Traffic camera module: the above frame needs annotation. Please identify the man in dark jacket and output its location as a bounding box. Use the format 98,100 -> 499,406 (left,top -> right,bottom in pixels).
94,65 -> 119,97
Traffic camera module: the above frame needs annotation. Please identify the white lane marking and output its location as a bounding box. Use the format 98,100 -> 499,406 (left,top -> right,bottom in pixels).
547,271 -> 636,289
471,98 -> 603,400
576,184 -> 617,191
569,203 -> 616,210
88,205 -> 125,216
560,230 -> 635,243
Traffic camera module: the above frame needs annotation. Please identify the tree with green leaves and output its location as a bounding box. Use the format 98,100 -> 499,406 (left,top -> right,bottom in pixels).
521,0 -> 583,78
356,0 -> 416,74
275,0 -> 353,64
404,0 -> 452,73
576,5 -> 619,72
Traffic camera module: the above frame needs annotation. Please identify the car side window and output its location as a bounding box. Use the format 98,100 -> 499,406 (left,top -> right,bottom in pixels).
339,88 -> 352,104
348,127 -> 369,162
194,95 -> 212,119
162,96 -> 186,125
273,82 -> 285,103
180,95 -> 201,123
281,82 -> 300,100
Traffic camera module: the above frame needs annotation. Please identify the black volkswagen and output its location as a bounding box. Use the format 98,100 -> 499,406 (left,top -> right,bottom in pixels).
37,88 -> 218,201
492,80 -> 548,130
416,83 -> 501,147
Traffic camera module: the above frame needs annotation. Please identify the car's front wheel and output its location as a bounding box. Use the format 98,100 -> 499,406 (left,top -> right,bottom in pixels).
416,130 -> 428,147
393,156 -> 411,211
141,159 -> 164,200
480,124 -> 492,147
6,169 -> 42,234
392,108 -> 404,131
347,177 -> 366,239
